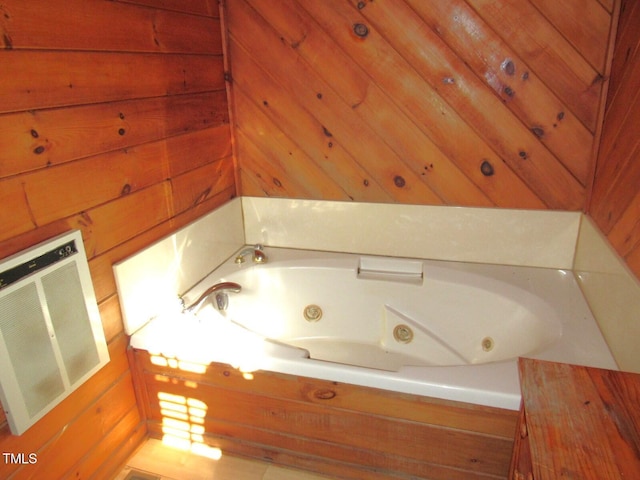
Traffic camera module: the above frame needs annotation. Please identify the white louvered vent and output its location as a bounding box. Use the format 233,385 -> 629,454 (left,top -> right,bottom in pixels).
0,230 -> 109,435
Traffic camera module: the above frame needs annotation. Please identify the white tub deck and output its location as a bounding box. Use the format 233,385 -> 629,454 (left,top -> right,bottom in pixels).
129,247 -> 617,411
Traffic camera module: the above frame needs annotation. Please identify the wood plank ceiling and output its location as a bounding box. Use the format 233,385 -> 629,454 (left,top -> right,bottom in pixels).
225,0 -> 617,211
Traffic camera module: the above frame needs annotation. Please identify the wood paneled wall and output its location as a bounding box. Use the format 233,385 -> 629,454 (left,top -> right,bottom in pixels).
225,0 -> 618,211
133,349 -> 519,480
0,1 -> 234,478
0,0 -> 637,476
588,0 -> 640,280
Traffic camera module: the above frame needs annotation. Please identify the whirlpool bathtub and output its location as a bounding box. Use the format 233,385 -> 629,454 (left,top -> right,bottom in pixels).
130,247 -> 618,410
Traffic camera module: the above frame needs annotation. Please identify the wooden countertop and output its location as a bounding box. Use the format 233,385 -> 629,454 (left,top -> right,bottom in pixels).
518,357 -> 640,479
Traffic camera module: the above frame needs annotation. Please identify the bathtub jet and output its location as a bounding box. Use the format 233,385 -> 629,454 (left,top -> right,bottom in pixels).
195,247 -> 567,371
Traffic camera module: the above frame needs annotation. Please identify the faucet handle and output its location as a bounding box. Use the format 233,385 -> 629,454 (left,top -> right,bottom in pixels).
182,281 -> 242,314
235,245 -> 267,264
253,245 -> 267,263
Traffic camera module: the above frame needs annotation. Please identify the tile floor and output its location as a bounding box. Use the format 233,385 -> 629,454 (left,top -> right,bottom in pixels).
115,438 -> 333,480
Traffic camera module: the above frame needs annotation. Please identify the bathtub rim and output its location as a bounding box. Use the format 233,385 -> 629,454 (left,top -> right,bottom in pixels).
129,311 -> 527,410
130,246 -> 618,411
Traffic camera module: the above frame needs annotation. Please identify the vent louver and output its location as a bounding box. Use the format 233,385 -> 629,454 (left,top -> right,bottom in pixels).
0,230 -> 109,435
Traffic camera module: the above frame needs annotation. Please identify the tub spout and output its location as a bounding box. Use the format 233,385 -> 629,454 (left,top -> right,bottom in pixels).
182,281 -> 241,314
235,244 -> 267,264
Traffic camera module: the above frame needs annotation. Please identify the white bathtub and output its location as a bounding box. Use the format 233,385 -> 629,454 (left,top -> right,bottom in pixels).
130,247 -> 618,410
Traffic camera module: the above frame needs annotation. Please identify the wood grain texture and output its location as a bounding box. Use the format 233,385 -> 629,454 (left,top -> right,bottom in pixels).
116,0 -> 219,17
0,91 -> 228,178
468,0 -> 605,131
0,51 -> 224,114
0,1 -> 232,478
134,349 -> 518,480
0,0 -> 222,54
589,0 -> 640,281
1,335 -> 131,478
225,0 -> 617,210
1,0 -> 638,477
530,0 -> 611,72
517,358 -> 640,479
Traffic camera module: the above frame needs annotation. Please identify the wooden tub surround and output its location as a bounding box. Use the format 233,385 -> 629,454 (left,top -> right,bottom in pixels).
511,358 -> 640,479
130,348 -> 519,480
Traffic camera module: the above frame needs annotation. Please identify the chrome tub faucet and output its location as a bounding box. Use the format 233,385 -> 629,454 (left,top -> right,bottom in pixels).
235,244 -> 267,264
181,281 -> 241,314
